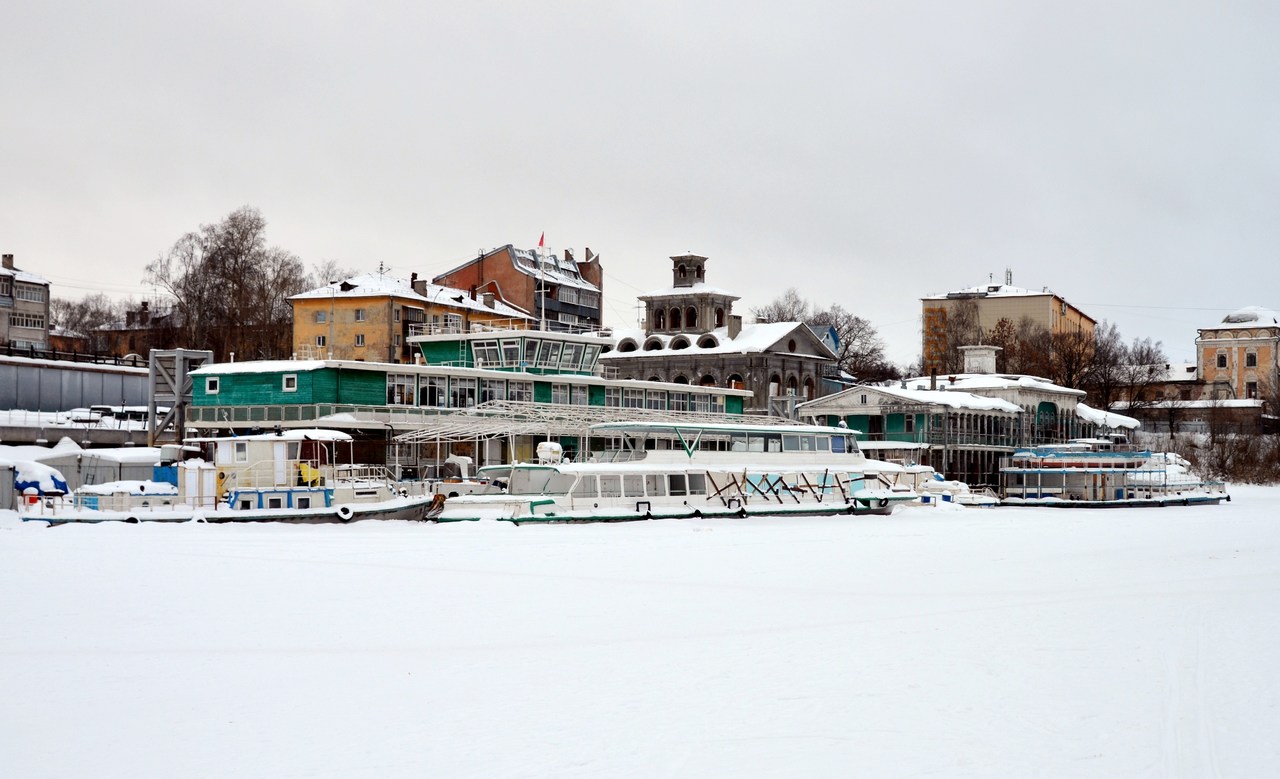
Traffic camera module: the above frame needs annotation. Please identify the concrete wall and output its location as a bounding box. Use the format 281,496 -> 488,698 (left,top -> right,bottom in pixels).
0,358 -> 148,412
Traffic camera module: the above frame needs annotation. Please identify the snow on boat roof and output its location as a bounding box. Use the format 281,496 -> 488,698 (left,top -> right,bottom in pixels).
590,421 -> 861,436
904,373 -> 1086,397
184,429 -> 353,443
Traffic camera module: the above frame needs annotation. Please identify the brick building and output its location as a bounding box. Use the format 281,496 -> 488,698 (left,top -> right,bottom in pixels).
1196,306 -> 1280,401
0,253 -> 51,350
432,244 -> 603,332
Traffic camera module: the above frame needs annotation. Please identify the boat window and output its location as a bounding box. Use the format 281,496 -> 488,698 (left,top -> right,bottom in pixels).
783,435 -> 799,451
234,441 -> 248,463
766,435 -> 782,453
572,475 -> 597,498
747,435 -> 765,452
297,497 -> 311,509
730,434 -> 747,452
800,436 -> 816,451
239,499 -> 252,510
288,442 -> 300,460
501,339 -> 522,366
645,474 -> 666,497
687,473 -> 707,495
816,436 -> 830,451
268,497 -> 283,509
669,474 -> 687,496
623,474 -> 645,497
509,468 -> 571,496
599,475 -> 622,498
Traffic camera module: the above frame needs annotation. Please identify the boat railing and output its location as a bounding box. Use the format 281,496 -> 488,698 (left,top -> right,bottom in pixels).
220,458 -> 396,491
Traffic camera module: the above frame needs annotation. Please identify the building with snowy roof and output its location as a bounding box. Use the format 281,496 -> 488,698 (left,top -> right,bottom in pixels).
797,345 -> 1134,488
920,271 -> 1096,375
0,253 -> 51,351
290,272 -> 532,364
431,244 -> 603,333
1196,305 -> 1279,402
598,254 -> 837,415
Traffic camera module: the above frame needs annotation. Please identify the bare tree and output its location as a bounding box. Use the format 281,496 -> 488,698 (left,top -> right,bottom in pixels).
751,288 -> 810,323
753,289 -> 895,381
146,206 -> 307,360
50,293 -> 124,353
309,258 -> 358,289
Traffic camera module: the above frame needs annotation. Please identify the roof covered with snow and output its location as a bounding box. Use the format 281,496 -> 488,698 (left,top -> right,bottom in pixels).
638,282 -> 740,300
509,247 -> 601,292
902,373 -> 1086,397
600,322 -> 834,360
291,273 -> 531,319
923,282 -> 1054,300
1215,306 -> 1280,329
1075,402 -> 1141,430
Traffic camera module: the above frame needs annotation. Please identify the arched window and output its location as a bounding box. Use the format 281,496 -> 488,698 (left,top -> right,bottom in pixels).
696,265 -> 704,279
670,307 -> 682,329
673,375 -> 690,384
617,338 -> 639,352
653,309 -> 666,329
648,376 -> 662,382
803,377 -> 815,400
714,307 -> 725,328
786,376 -> 798,396
769,374 -> 782,396
643,337 -> 664,351
727,373 -> 744,390
670,336 -> 691,350
697,334 -> 719,348
678,264 -> 687,278
700,374 -> 717,386
685,307 -> 698,329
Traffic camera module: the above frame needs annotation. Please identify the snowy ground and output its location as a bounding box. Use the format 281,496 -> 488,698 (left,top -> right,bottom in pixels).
3,489 -> 1279,778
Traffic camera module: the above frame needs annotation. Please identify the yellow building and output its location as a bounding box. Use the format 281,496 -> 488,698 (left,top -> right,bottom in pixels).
921,276 -> 1095,374
290,273 -> 532,363
1196,306 -> 1280,400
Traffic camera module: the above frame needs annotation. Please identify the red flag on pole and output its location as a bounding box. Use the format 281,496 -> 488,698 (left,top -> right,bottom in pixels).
538,232 -> 545,248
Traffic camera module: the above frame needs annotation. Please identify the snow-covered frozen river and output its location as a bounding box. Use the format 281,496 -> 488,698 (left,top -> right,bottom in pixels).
4,488 -> 1279,777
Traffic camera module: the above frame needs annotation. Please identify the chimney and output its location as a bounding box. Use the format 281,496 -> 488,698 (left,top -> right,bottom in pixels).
139,301 -> 150,326
728,314 -> 742,339
482,292 -> 495,309
1,254 -> 12,270
469,284 -> 477,301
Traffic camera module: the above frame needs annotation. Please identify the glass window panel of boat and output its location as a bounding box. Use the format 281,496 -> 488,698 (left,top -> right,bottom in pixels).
692,394 -> 711,412
570,385 -> 589,406
522,339 -> 539,368
450,377 -> 477,408
234,441 -> 248,462
766,435 -> 782,452
508,381 -> 533,403
800,436 -> 816,451
623,474 -> 645,497
644,474 -> 666,497
572,475 -> 597,498
501,339 -> 522,367
783,435 -> 800,451
552,384 -> 570,404
598,475 -> 622,498
730,434 -> 748,452
816,436 -> 830,451
536,340 -> 561,368
646,390 -> 666,410
747,435 -> 765,452
481,379 -> 506,403
605,387 -> 621,407
582,345 -> 600,369
560,342 -> 582,370
687,473 -> 707,495
473,340 -> 500,367
624,389 -> 645,408
668,474 -> 687,496
424,376 -> 447,407
508,468 -> 559,495
712,395 -> 725,413
386,374 -> 416,405
670,392 -> 689,412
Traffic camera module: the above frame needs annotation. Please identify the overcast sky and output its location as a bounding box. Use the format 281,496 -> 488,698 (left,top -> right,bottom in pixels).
5,1 -> 1277,365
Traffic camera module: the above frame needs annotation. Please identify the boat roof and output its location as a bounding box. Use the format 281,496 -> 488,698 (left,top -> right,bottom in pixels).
589,421 -> 861,436
185,428 -> 353,443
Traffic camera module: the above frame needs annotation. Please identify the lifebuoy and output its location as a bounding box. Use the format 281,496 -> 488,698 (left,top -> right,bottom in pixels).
336,505 -> 354,522
877,498 -> 890,509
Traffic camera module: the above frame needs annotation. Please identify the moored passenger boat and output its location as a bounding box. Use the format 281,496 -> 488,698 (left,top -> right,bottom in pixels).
435,420 -> 937,523
25,429 -> 439,525
999,436 -> 1229,507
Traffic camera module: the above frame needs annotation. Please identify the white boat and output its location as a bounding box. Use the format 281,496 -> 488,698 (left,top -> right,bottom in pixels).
434,420 -> 938,523
24,429 -> 441,525
999,436 -> 1229,507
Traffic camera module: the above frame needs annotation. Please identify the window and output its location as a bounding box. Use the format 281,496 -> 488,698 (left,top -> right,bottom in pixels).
1246,352 -> 1258,367
508,381 -> 533,403
481,379 -> 506,403
316,335 -> 326,347
644,474 -> 666,497
571,385 -> 589,405
315,311 -> 327,323
599,475 -> 622,498
354,334 -> 365,347
552,384 -> 570,404
502,339 -> 522,367
450,377 -> 477,407
646,390 -> 666,410
387,374 -> 416,405
905,415 -> 915,433
1217,354 -> 1227,368
572,475 -> 597,498
623,389 -> 645,408
424,376 -> 447,407
206,377 -> 220,394
473,340 -> 501,367
670,391 -> 689,412
605,387 -> 622,407
15,284 -> 46,303
444,313 -> 462,332
8,312 -> 45,329
1247,382 -> 1258,399
354,308 -> 367,322
233,441 -> 248,463
282,374 -> 298,393
394,307 -> 401,322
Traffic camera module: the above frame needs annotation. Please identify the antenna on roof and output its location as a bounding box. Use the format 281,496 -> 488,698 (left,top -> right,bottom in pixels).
377,261 -> 389,277
1005,268 -> 1013,286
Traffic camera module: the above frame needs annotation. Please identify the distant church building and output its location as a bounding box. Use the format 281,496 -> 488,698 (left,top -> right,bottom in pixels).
599,254 -> 835,415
